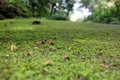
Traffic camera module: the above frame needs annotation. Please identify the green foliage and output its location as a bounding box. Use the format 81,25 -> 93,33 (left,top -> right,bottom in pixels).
8,0 -> 32,17
49,14 -> 67,20
8,0 -> 50,17
49,12 -> 68,20
8,0 -> 26,9
83,0 -> 120,24
87,6 -> 120,24
26,0 -> 50,17
0,0 -> 27,20
49,0 -> 74,20
1,0 -> 74,19
5,12 -> 16,18
0,14 -> 5,20
65,0 -> 74,15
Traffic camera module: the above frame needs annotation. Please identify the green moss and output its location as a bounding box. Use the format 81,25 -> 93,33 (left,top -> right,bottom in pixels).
0,18 -> 120,80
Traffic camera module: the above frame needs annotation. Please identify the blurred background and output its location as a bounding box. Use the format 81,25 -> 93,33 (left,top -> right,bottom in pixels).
0,0 -> 120,24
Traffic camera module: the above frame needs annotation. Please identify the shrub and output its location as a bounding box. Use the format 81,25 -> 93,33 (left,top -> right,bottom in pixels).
86,6 -> 120,24
0,0 -> 27,20
5,13 -> 16,18
49,14 -> 67,20
0,14 -> 5,20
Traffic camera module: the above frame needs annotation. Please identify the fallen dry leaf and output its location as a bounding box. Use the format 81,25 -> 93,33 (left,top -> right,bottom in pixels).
44,60 -> 53,66
10,44 -> 17,51
36,39 -> 46,46
49,39 -> 55,45
18,64 -> 21,67
43,68 -> 48,72
104,70 -> 109,73
40,39 -> 46,44
34,46 -> 39,49
100,63 -> 109,68
64,54 -> 70,60
27,51 -> 33,56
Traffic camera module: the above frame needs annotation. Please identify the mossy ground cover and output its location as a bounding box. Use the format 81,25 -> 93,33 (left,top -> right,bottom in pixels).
0,18 -> 120,80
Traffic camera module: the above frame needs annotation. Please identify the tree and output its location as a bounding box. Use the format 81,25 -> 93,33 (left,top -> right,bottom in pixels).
49,0 -> 62,16
85,0 -> 120,24
49,0 -> 74,19
26,0 -> 50,17
65,0 -> 74,16
0,0 -> 27,20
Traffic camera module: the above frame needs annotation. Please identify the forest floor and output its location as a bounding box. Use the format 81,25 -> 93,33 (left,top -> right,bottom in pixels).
0,18 -> 120,80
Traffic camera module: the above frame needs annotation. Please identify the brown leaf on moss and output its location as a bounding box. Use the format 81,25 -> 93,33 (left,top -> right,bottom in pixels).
34,46 -> 39,49
100,63 -> 109,68
104,70 -> 109,73
36,39 -> 46,46
27,51 -> 33,56
64,54 -> 70,60
44,60 -> 53,66
40,39 -> 46,44
10,44 -> 17,51
43,68 -> 48,72
49,39 -> 55,45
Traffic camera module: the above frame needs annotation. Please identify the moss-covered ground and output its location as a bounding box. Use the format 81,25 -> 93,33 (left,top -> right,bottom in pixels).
0,18 -> 120,80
